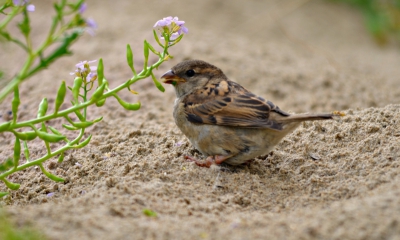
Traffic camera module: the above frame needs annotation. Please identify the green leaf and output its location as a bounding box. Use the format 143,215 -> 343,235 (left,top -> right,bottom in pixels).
0,158 -> 13,172
97,58 -> 104,86
0,2 -> 12,14
168,34 -> 184,47
13,131 -> 37,141
57,153 -> 65,163
48,126 -> 62,135
74,110 -> 85,121
37,98 -> 48,118
17,9 -> 31,38
72,77 -> 83,104
90,82 -> 106,103
93,116 -> 103,123
69,117 -> 103,129
0,192 -> 9,197
27,30 -> 82,77
95,98 -> 106,107
74,134 -> 92,148
143,40 -> 149,72
13,138 -> 20,167
72,0 -> 85,11
146,42 -> 159,55
62,124 -> 79,131
36,131 -> 66,143
23,141 -> 30,162
39,164 -> 64,182
0,122 -> 11,132
126,44 -> 136,75
162,32 -> 169,45
53,1 -> 62,17
54,81 -> 66,113
11,86 -> 20,123
70,121 -> 94,128
143,208 -> 157,217
2,178 -> 20,190
153,29 -> 164,48
0,30 -> 12,41
114,94 -> 141,111
151,72 -> 165,92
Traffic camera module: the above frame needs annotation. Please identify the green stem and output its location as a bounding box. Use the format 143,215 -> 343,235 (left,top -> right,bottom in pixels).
0,34 -> 172,187
0,32 -> 29,52
0,54 -> 167,182
6,57 -> 166,130
0,6 -> 78,103
83,83 -> 88,119
0,53 -> 34,103
0,7 -> 21,30
0,128 -> 86,180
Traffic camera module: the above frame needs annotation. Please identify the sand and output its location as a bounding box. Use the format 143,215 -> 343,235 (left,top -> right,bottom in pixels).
1,0 -> 400,239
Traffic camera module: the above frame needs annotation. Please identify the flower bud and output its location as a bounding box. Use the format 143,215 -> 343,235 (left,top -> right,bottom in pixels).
13,131 -> 37,141
37,98 -> 48,118
37,131 -> 66,143
72,77 -> 83,105
126,44 -> 136,75
97,58 -> 104,86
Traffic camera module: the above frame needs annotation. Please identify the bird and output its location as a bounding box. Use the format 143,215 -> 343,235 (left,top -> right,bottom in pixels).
161,59 -> 342,168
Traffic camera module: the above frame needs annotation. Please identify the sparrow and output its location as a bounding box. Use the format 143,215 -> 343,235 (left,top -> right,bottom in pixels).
161,59 -> 342,168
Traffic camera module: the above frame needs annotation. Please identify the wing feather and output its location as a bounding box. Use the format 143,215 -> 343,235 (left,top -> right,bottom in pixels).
183,80 -> 289,130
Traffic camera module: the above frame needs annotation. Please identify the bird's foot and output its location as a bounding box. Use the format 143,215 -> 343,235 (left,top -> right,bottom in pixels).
184,155 -> 230,168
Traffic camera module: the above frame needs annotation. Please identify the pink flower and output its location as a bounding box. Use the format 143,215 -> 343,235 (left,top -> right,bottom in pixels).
154,16 -> 188,42
13,0 -> 35,12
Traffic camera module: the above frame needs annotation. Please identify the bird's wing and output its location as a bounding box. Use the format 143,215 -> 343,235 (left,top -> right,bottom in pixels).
183,80 -> 290,130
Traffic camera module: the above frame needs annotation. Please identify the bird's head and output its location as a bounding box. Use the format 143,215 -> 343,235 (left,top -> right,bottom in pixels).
161,59 -> 225,98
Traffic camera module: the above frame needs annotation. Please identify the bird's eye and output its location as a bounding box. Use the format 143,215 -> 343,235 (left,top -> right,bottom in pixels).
185,69 -> 195,77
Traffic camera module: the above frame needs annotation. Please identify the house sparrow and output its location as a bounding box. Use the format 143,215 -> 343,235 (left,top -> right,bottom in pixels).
161,60 -> 341,168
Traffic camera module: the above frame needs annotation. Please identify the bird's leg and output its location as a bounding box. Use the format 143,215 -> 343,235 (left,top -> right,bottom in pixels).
184,155 -> 231,168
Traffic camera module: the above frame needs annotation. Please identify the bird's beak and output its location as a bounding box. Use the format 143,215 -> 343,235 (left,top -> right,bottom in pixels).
161,70 -> 186,85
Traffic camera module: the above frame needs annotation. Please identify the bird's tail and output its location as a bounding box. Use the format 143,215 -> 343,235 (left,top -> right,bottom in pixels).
279,111 -> 344,123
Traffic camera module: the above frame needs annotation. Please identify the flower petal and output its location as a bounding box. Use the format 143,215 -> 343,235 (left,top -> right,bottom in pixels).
26,4 -> 35,12
79,3 -> 87,14
170,32 -> 179,41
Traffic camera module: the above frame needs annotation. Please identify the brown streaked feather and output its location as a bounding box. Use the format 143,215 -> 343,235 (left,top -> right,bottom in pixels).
183,79 -> 291,130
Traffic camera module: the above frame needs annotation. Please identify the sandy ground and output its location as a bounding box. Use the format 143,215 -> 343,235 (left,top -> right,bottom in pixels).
1,0 -> 400,239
